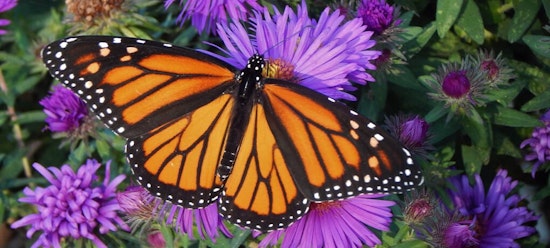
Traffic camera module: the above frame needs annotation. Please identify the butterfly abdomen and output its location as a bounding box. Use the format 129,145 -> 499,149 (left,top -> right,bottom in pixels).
218,55 -> 266,180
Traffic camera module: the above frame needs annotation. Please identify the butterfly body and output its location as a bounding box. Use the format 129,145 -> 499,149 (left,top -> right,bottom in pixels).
42,36 -> 423,231
218,55 -> 265,180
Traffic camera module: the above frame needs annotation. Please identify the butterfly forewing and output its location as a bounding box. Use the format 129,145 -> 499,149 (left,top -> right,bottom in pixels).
261,80 -> 423,202
41,36 -> 236,138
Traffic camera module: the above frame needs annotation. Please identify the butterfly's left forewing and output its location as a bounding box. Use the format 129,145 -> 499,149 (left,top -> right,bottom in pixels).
41,36 -> 236,138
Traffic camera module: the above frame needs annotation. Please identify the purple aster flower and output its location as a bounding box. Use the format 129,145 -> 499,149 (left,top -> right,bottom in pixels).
10,159 -> 129,248
117,185 -> 157,230
118,185 -> 231,241
205,1 -> 380,101
357,0 -> 398,36
0,0 -> 16,35
443,220 -> 479,248
426,61 -> 486,117
165,0 -> 263,35
154,201 -> 232,242
385,114 -> 431,157
39,85 -> 90,134
472,50 -> 515,87
259,194 -> 395,248
400,116 -> 429,147
441,170 -> 538,247
403,190 -> 435,224
520,109 -> 550,177
147,230 -> 166,248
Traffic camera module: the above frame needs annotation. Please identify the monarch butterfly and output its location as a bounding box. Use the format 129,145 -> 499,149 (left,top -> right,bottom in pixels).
41,36 -> 423,231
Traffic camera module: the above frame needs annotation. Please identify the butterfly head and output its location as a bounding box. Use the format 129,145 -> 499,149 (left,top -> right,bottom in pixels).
246,54 -> 265,77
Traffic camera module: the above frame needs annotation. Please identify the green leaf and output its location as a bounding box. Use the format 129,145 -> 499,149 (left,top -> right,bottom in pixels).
397,26 -> 423,43
424,104 -> 448,123
387,64 -> 423,90
0,150 -> 25,180
455,0 -> 484,44
14,75 -> 42,95
403,22 -> 437,57
436,0 -> 464,38
462,145 -> 483,175
428,117 -> 461,144
391,240 -> 430,248
357,79 -> 388,122
229,229 -> 251,248
15,110 -> 46,124
494,105 -> 542,127
508,0 -> 541,43
533,176 -> 550,200
0,177 -> 46,190
462,117 -> 491,149
69,141 -> 90,165
523,35 -> 550,59
494,131 -> 523,158
485,80 -> 526,104
159,224 -> 174,248
521,89 -> 550,111
0,111 -> 8,126
543,0 -> 550,19
96,138 -> 111,161
398,11 -> 415,26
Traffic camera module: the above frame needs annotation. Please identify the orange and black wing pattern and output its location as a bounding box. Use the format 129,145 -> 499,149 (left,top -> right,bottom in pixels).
219,100 -> 309,231
41,36 -> 238,207
41,36 -> 237,138
261,80 -> 423,202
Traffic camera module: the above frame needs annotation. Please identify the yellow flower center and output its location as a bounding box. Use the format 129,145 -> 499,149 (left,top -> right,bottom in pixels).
263,58 -> 296,82
66,0 -> 124,22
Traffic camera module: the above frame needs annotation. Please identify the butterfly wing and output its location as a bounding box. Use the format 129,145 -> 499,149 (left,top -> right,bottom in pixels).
261,80 -> 423,202
41,36 -> 237,138
42,36 -> 239,206
219,100 -> 309,231
127,93 -> 235,207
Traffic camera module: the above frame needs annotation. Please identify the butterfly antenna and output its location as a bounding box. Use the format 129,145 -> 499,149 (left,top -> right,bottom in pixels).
261,25 -> 314,57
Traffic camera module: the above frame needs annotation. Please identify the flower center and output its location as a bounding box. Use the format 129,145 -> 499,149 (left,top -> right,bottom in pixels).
441,70 -> 471,99
263,58 -> 295,82
309,200 -> 342,215
481,60 -> 499,80
66,0 -> 124,22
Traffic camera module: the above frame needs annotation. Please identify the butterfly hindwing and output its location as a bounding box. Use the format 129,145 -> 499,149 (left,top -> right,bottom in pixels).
126,93 -> 236,207
261,80 -> 423,202
41,36 -> 237,138
220,101 -> 310,230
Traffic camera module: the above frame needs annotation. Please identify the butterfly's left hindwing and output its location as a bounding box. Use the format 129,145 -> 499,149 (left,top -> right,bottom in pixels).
127,94 -> 235,208
41,36 -> 236,138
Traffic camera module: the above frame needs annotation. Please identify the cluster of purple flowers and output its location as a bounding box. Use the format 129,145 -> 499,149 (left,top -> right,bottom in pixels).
11,160 -> 129,247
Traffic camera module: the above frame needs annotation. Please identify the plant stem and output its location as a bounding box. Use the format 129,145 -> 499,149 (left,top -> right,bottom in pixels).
0,70 -> 32,178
